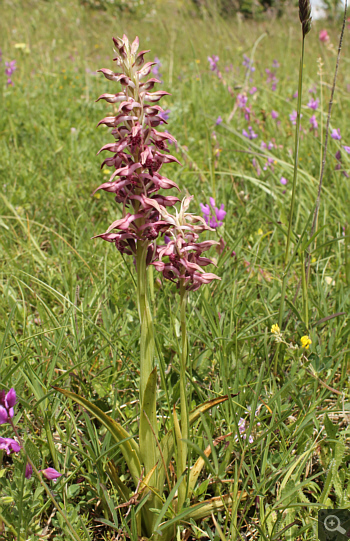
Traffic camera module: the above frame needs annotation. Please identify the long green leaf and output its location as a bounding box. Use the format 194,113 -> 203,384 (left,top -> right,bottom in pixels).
158,395 -> 228,493
139,367 -> 157,476
54,387 -> 141,484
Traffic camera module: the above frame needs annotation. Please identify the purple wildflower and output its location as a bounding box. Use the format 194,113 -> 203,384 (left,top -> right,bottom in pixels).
200,197 -> 226,228
272,59 -> 280,68
271,110 -> 279,119
243,126 -> 258,140
25,463 -> 33,479
216,116 -> 223,125
242,54 -> 255,72
265,68 -> 278,91
310,115 -> 318,130
293,91 -> 298,99
335,150 -> 349,177
235,418 -> 254,443
263,157 -> 275,171
159,109 -> 170,124
252,158 -> 261,176
208,55 -> 219,72
308,84 -> 317,94
237,93 -> 248,108
249,86 -> 257,95
331,128 -> 341,140
41,467 -> 62,481
343,146 -> 350,153
0,437 -> 21,455
307,98 -> 319,110
152,56 -> 162,80
244,107 -> 251,121
5,60 -> 16,86
280,176 -> 288,185
0,407 -> 8,424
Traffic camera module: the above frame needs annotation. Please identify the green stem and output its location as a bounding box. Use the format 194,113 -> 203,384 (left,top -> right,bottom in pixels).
274,34 -> 305,373
136,240 -> 154,405
300,251 -> 308,329
178,282 -> 188,511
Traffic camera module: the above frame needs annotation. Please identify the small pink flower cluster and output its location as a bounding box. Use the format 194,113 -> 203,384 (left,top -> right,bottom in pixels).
0,387 -> 62,481
94,35 -> 220,291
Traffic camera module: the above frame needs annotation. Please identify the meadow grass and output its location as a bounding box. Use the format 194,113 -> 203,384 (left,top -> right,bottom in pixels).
0,0 -> 350,539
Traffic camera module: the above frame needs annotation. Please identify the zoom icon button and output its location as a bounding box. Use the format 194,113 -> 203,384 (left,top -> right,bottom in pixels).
318,510 -> 350,540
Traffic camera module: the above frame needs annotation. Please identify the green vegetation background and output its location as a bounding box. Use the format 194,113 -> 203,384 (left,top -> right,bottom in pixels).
0,0 -> 350,539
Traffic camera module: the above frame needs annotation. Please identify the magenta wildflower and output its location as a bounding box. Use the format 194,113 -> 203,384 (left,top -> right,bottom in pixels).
261,141 -> 273,150
319,29 -> 329,42
0,437 -> 20,455
244,107 -> 251,121
25,462 -> 33,479
216,116 -> 223,125
331,128 -> 341,140
310,115 -> 318,130
243,126 -> 258,140
0,388 -> 17,423
307,98 -> 319,110
208,55 -> 219,71
271,110 -> 279,119
289,110 -> 301,125
200,197 -> 226,228
41,467 -> 62,481
5,60 -> 16,86
249,86 -> 257,95
237,93 -> 248,108
280,176 -> 288,185
0,407 -> 8,424
293,91 -> 298,99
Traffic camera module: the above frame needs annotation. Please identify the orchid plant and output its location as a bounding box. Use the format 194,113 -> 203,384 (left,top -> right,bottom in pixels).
54,34 -> 228,540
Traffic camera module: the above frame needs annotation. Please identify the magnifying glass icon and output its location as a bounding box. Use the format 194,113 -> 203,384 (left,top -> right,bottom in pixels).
324,515 -> 347,535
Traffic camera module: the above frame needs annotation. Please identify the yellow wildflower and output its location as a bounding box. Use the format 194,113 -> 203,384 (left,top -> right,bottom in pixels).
258,228 -> 263,235
103,169 -> 111,175
271,324 -> 280,334
300,336 -> 312,349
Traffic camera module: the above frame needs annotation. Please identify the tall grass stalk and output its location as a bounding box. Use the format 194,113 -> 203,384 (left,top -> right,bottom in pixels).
275,0 -> 311,372
306,0 -> 348,281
